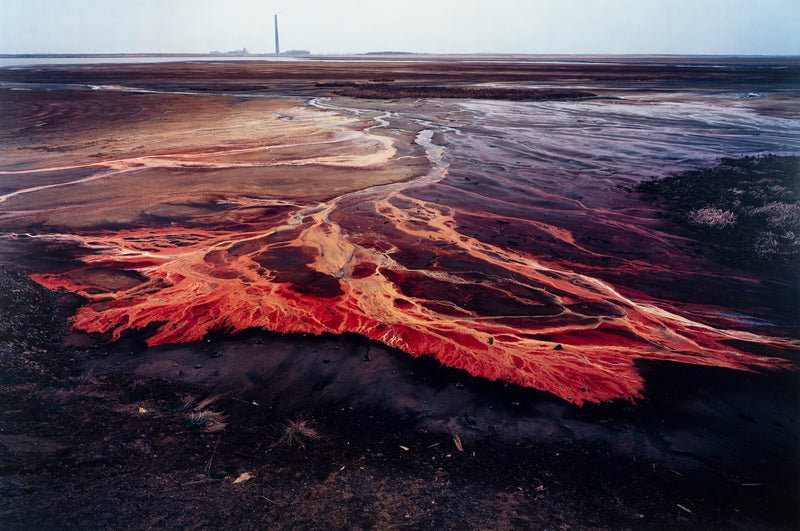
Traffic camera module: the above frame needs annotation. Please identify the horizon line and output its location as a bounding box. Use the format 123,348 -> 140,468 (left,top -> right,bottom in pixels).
3,52 -> 800,58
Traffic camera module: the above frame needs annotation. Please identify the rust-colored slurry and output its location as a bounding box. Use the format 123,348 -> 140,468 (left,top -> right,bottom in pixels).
2,64 -> 799,405
26,201 -> 794,405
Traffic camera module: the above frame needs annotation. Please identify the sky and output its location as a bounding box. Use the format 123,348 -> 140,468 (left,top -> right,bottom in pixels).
1,0 -> 799,56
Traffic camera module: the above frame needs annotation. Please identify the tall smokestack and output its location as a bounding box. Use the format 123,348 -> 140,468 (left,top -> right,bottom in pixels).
274,14 -> 280,55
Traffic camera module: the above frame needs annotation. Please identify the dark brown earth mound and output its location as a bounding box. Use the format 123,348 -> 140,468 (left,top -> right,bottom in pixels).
327,83 -> 596,100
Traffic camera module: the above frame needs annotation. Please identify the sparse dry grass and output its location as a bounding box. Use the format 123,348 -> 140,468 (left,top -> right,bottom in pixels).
178,394 -> 227,432
179,410 -> 227,432
277,419 -> 321,449
637,154 -> 800,267
688,206 -> 737,228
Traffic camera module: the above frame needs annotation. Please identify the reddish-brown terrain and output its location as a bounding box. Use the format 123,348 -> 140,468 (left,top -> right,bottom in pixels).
1,57 -> 798,528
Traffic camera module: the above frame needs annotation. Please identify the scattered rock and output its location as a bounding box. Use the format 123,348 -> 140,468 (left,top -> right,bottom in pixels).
233,472 -> 253,484
453,435 -> 464,452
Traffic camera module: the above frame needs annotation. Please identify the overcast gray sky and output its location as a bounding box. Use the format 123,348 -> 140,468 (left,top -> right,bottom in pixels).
1,0 -> 798,55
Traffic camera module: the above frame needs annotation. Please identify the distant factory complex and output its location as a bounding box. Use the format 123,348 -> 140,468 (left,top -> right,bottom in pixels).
208,15 -> 308,56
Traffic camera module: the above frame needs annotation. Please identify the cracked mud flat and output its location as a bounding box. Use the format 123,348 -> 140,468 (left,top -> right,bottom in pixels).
1,58 -> 799,528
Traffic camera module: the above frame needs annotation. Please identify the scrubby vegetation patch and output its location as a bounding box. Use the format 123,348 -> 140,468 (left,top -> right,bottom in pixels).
637,155 -> 800,266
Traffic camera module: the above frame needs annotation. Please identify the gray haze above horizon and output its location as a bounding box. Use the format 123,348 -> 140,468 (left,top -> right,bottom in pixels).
1,0 -> 798,56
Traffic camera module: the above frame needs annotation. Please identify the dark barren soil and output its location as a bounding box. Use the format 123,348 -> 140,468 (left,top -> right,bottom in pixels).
1,56 -> 799,529
1,267 -> 798,529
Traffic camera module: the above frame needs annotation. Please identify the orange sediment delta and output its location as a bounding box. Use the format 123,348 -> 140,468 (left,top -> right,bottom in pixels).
2,91 -> 796,406
26,193 -> 795,405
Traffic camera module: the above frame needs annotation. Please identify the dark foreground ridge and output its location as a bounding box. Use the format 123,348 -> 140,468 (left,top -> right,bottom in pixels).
1,266 -> 798,529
